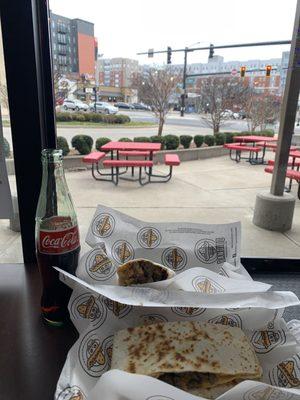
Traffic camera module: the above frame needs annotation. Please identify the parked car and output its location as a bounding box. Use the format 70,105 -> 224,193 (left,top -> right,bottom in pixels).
89,102 -> 118,115
114,102 -> 134,110
132,103 -> 150,111
73,100 -> 89,111
63,99 -> 76,111
238,111 -> 247,119
62,99 -> 88,111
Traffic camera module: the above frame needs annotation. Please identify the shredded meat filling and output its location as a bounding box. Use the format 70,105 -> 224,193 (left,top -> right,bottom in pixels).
118,260 -> 169,286
159,372 -> 218,390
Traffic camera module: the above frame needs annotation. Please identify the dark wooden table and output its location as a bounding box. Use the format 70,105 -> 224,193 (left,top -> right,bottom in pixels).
0,264 -> 78,400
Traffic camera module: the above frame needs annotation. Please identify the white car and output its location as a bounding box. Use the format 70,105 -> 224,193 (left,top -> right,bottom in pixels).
73,100 -> 89,111
63,99 -> 88,111
90,102 -> 118,115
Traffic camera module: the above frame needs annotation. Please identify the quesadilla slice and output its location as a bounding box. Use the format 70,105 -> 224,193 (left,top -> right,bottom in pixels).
111,321 -> 262,398
117,258 -> 174,286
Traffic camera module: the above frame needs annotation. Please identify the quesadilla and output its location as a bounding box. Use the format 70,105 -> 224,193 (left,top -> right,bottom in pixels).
111,321 -> 262,398
117,258 -> 174,286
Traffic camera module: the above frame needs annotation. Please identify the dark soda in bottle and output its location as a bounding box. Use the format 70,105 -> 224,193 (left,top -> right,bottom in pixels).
35,149 -> 80,326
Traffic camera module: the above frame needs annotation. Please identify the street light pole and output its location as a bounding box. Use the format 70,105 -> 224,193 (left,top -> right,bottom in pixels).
180,47 -> 188,117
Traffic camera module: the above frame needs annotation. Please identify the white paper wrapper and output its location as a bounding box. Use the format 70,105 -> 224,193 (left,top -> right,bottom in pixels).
88,370 -> 300,400
85,205 -> 244,275
55,206 -> 300,400
55,273 -> 300,400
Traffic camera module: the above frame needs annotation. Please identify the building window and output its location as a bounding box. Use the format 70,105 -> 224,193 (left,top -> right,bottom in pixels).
52,21 -> 55,29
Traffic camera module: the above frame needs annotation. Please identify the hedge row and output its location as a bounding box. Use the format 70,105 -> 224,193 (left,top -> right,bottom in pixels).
56,112 -> 130,124
56,130 -> 275,155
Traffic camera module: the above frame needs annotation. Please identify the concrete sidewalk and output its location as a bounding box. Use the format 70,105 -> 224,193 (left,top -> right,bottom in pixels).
1,154 -> 300,262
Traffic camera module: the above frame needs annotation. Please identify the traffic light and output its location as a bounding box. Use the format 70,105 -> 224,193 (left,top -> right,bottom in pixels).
167,47 -> 172,64
266,65 -> 272,77
148,48 -> 154,58
240,66 -> 246,78
209,44 -> 214,59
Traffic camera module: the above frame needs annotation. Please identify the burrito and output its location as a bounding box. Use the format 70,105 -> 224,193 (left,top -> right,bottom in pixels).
111,321 -> 262,398
117,258 -> 174,286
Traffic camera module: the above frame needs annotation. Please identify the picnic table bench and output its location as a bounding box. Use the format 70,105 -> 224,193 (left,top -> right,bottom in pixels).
224,143 -> 262,164
265,166 -> 300,199
82,142 -> 181,185
229,135 -> 277,164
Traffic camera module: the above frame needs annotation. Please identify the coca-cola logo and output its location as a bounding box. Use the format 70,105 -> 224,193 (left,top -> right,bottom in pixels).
39,225 -> 80,255
42,231 -> 78,249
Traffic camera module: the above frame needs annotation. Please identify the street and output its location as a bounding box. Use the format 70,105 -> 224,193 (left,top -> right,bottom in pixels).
3,110 -> 299,149
115,110 -> 253,130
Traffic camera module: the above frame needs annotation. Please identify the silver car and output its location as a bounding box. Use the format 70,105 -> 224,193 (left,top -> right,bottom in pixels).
63,99 -> 88,111
90,102 -> 118,115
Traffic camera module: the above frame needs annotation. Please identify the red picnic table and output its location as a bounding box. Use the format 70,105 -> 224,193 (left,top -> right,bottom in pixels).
101,141 -> 161,184
82,141 -> 181,185
233,135 -> 277,164
265,150 -> 300,197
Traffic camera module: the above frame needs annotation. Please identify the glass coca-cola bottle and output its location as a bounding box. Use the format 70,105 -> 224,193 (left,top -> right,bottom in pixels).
35,149 -> 80,326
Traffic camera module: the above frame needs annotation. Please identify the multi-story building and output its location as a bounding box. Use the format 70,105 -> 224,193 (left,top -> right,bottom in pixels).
169,54 -> 283,95
50,12 -> 98,77
96,58 -> 139,88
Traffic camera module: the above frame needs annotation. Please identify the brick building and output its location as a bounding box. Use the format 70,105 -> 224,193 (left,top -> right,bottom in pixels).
50,12 -> 98,77
96,58 -> 139,88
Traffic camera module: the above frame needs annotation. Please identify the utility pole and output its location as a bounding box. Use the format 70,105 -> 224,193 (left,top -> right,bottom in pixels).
180,47 -> 188,117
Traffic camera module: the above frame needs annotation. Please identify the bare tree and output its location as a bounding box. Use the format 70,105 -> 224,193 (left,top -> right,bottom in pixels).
197,76 -> 250,134
132,69 -> 180,136
245,91 -> 280,131
53,73 -> 72,104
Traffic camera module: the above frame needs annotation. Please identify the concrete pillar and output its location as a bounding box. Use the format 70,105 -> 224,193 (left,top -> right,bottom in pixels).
253,191 -> 295,232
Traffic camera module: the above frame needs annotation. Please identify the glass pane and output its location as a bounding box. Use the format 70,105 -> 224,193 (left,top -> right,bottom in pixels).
49,0 -> 299,259
0,21 -> 22,262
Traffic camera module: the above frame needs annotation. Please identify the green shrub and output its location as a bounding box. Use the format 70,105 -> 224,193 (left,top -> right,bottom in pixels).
72,113 -> 86,122
224,132 -> 235,143
90,113 -> 105,123
56,111 -> 130,124
3,137 -> 10,158
71,135 -> 93,155
113,114 -> 130,124
150,136 -> 165,150
134,137 -> 151,142
164,135 -> 180,150
239,130 -> 274,137
96,137 -> 111,150
56,112 -> 73,122
57,136 -> 70,156
180,135 -> 193,149
194,135 -> 204,148
204,135 -> 215,147
215,133 -> 225,145
258,129 -> 274,137
118,137 -> 132,142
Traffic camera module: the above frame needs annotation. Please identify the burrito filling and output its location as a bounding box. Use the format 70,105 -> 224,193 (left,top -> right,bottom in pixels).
118,259 -> 169,286
159,372 -> 237,389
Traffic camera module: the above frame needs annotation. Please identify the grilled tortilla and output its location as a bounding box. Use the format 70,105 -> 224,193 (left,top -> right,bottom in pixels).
111,321 -> 262,397
117,258 -> 174,286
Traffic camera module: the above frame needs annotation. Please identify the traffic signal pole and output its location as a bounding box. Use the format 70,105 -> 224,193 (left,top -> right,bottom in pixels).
137,39 -> 291,117
181,47 -> 188,117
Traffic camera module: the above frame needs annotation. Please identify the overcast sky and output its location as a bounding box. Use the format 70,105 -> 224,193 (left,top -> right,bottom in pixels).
50,0 -> 297,65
